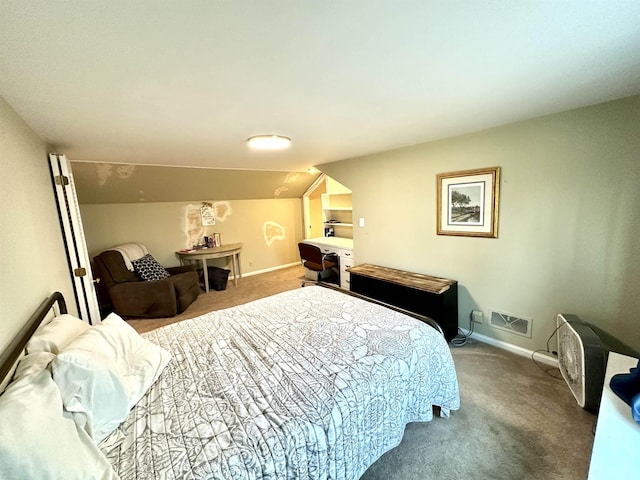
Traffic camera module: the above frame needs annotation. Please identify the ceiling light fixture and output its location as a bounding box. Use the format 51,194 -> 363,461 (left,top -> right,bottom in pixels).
247,134 -> 292,150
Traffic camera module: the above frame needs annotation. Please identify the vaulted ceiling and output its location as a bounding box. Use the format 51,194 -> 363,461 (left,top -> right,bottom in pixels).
2,2 -> 640,173
71,162 -> 319,203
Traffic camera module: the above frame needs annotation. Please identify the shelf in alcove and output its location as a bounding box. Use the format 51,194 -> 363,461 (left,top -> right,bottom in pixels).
324,222 -> 353,227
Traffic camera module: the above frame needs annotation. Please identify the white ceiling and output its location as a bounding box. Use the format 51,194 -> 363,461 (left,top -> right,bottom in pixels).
2,1 -> 639,172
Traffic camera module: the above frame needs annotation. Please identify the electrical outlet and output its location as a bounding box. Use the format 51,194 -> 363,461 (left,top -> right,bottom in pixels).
471,310 -> 483,323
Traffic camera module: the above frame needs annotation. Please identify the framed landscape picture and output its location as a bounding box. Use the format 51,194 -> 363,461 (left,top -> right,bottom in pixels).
436,166 -> 501,238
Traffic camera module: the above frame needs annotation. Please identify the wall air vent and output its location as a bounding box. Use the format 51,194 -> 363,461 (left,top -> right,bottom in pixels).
489,310 -> 533,338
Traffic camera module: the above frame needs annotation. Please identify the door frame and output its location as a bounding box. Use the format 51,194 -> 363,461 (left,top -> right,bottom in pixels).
302,173 -> 326,239
49,154 -> 101,324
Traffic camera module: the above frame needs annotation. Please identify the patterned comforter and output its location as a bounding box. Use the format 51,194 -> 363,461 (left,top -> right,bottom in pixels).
100,286 -> 460,479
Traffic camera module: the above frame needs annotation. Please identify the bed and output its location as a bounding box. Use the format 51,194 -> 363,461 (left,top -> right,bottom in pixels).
0,285 -> 459,480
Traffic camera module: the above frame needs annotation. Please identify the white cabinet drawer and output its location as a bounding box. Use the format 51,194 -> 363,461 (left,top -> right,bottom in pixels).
323,247 -> 354,257
318,245 -> 337,255
339,256 -> 355,271
322,248 -> 354,290
339,252 -> 355,290
339,249 -> 354,260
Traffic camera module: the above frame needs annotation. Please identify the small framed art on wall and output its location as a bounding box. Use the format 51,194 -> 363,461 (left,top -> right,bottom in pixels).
436,166 -> 501,238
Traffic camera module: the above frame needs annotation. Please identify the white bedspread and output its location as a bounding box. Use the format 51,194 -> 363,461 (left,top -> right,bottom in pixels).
100,286 -> 460,479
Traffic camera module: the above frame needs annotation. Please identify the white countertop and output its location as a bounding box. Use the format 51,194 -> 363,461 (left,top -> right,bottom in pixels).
303,236 -> 354,250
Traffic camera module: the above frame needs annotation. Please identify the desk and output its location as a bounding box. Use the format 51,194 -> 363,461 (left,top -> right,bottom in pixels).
175,243 -> 242,292
347,264 -> 458,341
303,236 -> 353,250
302,237 -> 354,290
588,351 -> 640,479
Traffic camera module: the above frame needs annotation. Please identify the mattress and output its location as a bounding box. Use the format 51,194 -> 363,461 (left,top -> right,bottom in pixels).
100,286 -> 460,479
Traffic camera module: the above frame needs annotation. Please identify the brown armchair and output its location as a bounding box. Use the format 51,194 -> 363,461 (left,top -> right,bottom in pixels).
93,249 -> 201,318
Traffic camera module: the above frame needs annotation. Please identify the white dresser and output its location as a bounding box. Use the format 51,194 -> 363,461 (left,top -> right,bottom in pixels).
588,351 -> 640,479
302,237 -> 355,290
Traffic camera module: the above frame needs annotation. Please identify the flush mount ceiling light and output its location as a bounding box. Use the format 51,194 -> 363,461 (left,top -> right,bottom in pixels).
246,134 -> 292,150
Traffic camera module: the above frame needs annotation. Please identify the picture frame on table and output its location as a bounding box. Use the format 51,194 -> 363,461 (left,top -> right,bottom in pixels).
436,166 -> 501,238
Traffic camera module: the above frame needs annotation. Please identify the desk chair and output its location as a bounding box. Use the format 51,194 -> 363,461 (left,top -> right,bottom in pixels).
298,242 -> 339,286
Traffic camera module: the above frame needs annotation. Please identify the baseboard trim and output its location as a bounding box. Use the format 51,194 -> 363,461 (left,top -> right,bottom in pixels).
460,328 -> 559,368
236,262 -> 301,279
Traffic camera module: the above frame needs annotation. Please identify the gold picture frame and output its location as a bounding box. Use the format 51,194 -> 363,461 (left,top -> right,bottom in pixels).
436,166 -> 501,238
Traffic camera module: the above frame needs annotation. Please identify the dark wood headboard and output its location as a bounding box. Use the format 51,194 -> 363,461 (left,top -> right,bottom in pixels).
0,292 -> 67,385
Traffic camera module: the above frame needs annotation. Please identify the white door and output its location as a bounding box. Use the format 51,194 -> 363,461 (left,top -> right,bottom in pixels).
49,154 -> 101,324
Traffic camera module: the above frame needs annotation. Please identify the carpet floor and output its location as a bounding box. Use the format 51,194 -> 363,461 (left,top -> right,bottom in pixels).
128,265 -> 596,479
361,339 -> 595,480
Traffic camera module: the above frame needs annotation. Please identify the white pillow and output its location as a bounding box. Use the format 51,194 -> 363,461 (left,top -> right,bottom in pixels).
13,351 -> 56,381
0,370 -> 119,480
89,313 -> 171,408
26,313 -> 90,354
0,354 -> 21,395
52,312 -> 171,443
1,313 -> 87,393
52,349 -> 130,443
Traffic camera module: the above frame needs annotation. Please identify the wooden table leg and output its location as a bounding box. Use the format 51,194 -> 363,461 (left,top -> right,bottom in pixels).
201,258 -> 210,292
230,254 -> 237,286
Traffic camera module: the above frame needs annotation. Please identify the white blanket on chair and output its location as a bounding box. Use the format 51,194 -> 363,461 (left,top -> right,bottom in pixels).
110,243 -> 148,271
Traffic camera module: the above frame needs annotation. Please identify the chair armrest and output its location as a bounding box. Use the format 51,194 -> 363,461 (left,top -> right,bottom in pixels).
166,264 -> 196,275
109,279 -> 177,318
322,252 -> 338,269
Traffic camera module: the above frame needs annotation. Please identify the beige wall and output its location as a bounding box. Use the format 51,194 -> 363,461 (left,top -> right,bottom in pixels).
80,198 -> 304,275
320,95 -> 640,355
4,90 -> 638,358
0,98 -> 76,354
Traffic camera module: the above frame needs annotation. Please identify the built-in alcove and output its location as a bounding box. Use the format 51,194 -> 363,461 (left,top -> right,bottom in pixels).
303,174 -> 353,240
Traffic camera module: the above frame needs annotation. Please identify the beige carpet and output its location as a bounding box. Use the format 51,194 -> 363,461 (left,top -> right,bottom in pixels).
128,265 -> 596,479
127,265 -> 307,334
361,339 -> 595,480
